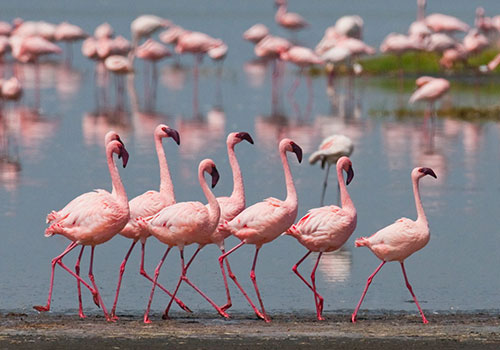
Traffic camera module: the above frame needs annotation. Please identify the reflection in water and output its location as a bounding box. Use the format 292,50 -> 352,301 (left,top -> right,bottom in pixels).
82,108 -> 130,146
0,111 -> 21,191
317,249 -> 352,283
160,63 -> 187,91
244,59 -> 268,88
55,64 -> 83,101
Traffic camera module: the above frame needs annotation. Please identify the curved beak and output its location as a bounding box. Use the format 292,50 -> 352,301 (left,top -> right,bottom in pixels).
346,165 -> 354,185
422,167 -> 437,178
211,165 -> 220,188
163,127 -> 180,145
119,146 -> 129,168
236,132 -> 254,144
291,142 -> 303,163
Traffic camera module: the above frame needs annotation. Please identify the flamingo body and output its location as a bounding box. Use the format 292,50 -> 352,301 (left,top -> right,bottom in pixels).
425,13 -> 470,33
409,77 -> 450,105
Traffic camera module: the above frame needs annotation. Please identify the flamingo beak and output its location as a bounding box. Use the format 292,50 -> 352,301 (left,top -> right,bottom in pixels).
211,165 -> 220,188
291,142 -> 303,163
236,132 -> 254,144
421,167 -> 437,178
346,165 -> 354,185
120,146 -> 129,168
163,127 -> 180,145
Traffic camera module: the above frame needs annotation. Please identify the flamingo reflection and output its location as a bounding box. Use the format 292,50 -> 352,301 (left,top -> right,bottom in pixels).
317,249 -> 352,283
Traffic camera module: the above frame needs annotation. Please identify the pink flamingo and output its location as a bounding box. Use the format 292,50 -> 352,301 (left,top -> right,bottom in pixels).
109,124 -> 190,319
351,167 -> 437,324
104,55 -> 133,110
424,14 -> 470,34
1,77 -> 23,102
243,24 -> 269,44
140,159 -> 225,323
285,156 -> 356,320
275,0 -> 308,33
409,76 -> 450,121
219,138 -> 302,322
131,15 -> 171,50
34,133 -> 130,321
54,21 -> 87,66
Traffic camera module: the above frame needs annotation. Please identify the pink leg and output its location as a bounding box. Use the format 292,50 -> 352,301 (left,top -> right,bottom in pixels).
75,246 -> 86,318
219,247 -> 232,312
138,241 -> 192,313
165,247 -> 229,319
143,247 -> 171,324
110,240 -> 138,319
305,75 -> 313,119
400,262 -> 428,324
351,261 -> 386,323
292,250 -> 322,312
219,242 -> 265,320
310,252 -> 324,320
250,247 -> 271,323
34,242 -> 97,312
88,246 -> 111,321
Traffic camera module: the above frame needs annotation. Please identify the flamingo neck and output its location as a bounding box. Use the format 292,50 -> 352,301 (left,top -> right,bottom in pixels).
108,149 -> 128,205
412,176 -> 427,223
227,142 -> 245,206
199,169 -> 220,226
280,149 -> 297,205
337,165 -> 355,213
156,135 -> 175,204
276,4 -> 287,20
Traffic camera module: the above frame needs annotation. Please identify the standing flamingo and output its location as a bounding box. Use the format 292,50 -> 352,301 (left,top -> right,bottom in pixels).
285,156 -> 356,320
110,124 -> 191,319
140,159 -> 225,323
351,167 -> 437,324
275,0 -> 308,33
34,134 -> 130,321
309,134 -> 354,206
409,76 -> 450,122
219,138 -> 302,322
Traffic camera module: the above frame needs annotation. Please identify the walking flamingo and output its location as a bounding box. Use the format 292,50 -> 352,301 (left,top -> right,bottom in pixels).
109,125 -> 191,319
351,167 -> 437,324
286,156 -> 356,320
309,134 -> 353,206
219,138 -> 302,322
34,133 -> 130,321
140,159 -> 225,323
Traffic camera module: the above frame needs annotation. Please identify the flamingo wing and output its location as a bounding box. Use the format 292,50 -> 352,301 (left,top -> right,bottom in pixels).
129,190 -> 169,219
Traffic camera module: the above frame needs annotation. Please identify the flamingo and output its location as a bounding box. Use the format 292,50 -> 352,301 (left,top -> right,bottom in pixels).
275,0 -> 308,32
130,15 -> 171,51
34,133 -> 130,321
219,138 -> 302,322
104,55 -> 133,110
309,134 -> 353,206
243,24 -> 269,44
334,15 -> 363,39
286,156 -> 356,320
424,14 -> 470,34
140,159 -> 224,323
110,124 -> 191,319
351,167 -> 437,324
409,76 -> 450,121
1,77 -> 22,102
54,21 -> 87,65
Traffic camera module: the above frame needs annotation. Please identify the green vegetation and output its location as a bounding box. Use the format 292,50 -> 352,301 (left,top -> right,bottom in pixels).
370,105 -> 500,122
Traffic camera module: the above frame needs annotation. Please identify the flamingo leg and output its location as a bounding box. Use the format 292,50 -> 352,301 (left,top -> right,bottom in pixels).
110,240 -> 138,319
292,251 -> 325,318
75,245 -> 86,318
88,246 -> 112,321
351,261 -> 386,323
192,54 -> 202,117
219,246 -> 233,311
250,247 -> 271,322
165,247 -> 229,319
400,262 -> 428,324
320,163 -> 331,206
138,241 -> 192,313
34,242 -> 97,313
219,241 -> 266,320
310,252 -> 324,320
305,74 -> 313,119
143,246 -> 172,324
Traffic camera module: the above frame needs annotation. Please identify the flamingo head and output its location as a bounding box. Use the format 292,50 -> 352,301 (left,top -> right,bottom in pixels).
234,131 -> 254,145
104,131 -> 123,146
417,167 -> 437,179
109,139 -> 129,168
338,156 -> 354,185
291,141 -> 303,163
157,124 -> 180,145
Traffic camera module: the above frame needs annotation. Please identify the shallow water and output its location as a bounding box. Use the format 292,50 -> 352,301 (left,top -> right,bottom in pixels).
1,1 -> 500,317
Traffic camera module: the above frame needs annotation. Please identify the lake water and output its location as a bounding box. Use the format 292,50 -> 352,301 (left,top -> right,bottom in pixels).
1,0 -> 500,319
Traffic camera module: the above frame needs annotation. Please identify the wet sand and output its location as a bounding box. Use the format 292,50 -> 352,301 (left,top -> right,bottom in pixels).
1,311 -> 500,349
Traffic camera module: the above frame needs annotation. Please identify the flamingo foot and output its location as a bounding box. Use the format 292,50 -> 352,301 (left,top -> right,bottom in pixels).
161,312 -> 170,320
317,315 -> 325,321
264,315 -> 271,323
176,299 -> 192,313
105,315 -> 117,323
351,314 -> 357,323
422,316 -> 429,324
79,310 -> 87,319
220,302 -> 232,312
33,305 -> 50,312
216,308 -> 230,319
143,315 -> 152,324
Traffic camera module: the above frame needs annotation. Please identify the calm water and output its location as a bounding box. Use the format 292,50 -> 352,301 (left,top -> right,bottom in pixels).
1,0 -> 500,317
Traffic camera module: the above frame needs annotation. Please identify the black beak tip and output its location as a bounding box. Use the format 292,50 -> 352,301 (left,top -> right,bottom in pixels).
211,166 -> 220,188
121,148 -> 129,168
237,132 -> 254,145
421,167 -> 437,179
292,143 -> 303,163
346,166 -> 354,185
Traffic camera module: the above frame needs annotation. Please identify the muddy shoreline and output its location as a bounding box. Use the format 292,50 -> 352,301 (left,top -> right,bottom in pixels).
1,311 -> 500,349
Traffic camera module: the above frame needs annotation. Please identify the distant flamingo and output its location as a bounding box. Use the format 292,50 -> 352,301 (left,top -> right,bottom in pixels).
243,24 -> 269,44
409,76 -> 450,121
140,159 -> 225,323
424,14 -> 470,33
34,134 -> 130,321
54,22 -> 87,66
130,15 -> 171,54
1,77 -> 22,102
104,55 -> 133,110
109,124 -> 190,319
351,167 -> 437,324
334,15 -> 363,39
286,156 -> 356,320
309,134 -> 353,206
219,138 -> 302,322
275,0 -> 308,33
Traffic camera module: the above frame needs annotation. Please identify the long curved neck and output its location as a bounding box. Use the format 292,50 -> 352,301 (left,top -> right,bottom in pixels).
280,150 -> 297,205
108,150 -> 128,204
156,136 -> 175,202
199,170 -> 220,225
412,176 -> 427,223
337,166 -> 355,213
276,4 -> 287,20
227,142 -> 244,204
